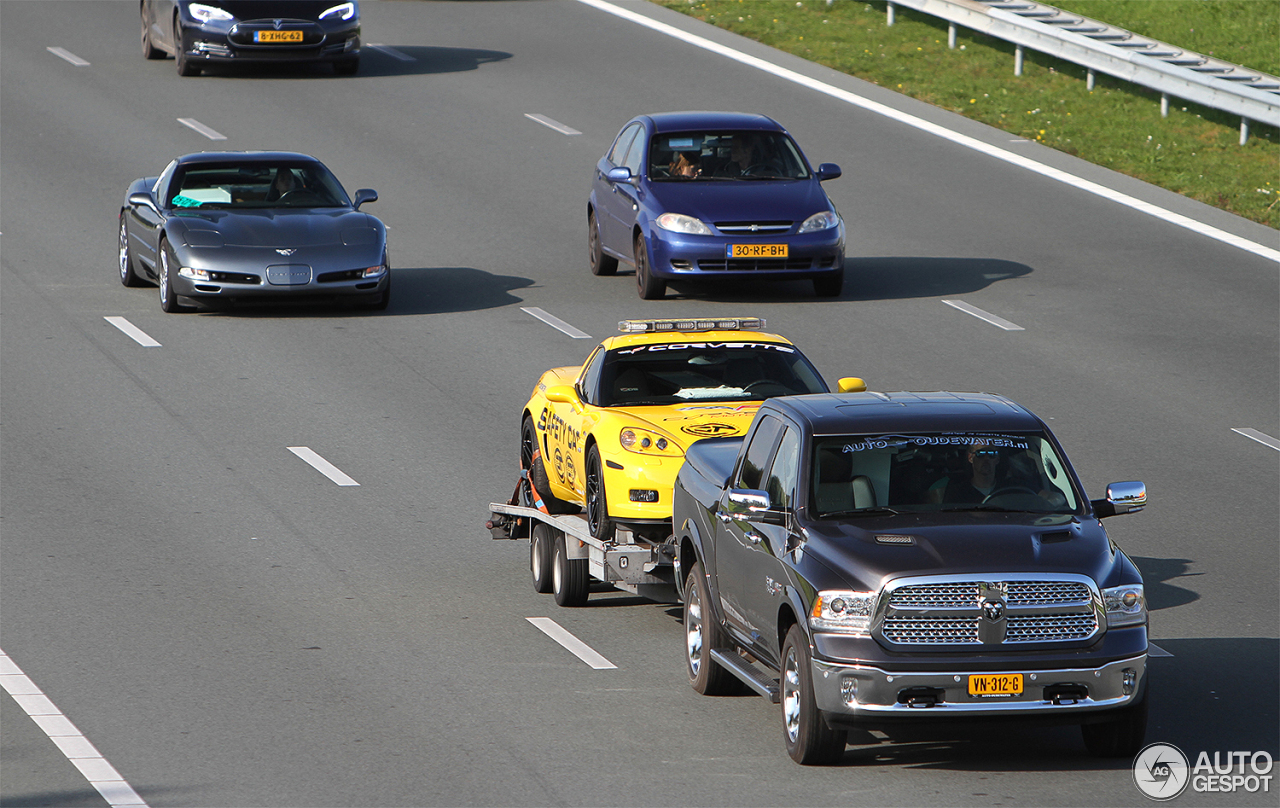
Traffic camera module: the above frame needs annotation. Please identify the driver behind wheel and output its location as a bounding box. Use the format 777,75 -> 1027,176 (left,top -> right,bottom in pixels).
929,442 -> 1004,504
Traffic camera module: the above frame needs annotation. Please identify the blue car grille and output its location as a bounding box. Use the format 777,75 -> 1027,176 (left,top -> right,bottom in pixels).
696,258 -> 814,271
715,221 -> 792,235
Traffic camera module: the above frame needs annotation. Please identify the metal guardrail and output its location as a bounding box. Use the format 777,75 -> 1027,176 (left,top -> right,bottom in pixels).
880,0 -> 1280,144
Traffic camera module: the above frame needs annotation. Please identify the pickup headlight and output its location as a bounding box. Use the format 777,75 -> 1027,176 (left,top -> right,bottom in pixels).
797,210 -> 840,234
189,3 -> 234,23
654,213 -> 712,236
809,590 -> 876,635
1102,584 -> 1147,628
619,427 -> 683,456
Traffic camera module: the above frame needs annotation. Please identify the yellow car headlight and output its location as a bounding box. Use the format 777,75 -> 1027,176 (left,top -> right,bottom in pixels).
618,427 -> 684,456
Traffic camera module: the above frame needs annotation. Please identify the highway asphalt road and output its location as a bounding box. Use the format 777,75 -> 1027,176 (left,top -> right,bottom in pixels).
2,1 -> 1276,806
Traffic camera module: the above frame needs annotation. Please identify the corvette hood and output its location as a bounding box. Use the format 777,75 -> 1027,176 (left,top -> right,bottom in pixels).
169,209 -> 378,248
646,179 -> 832,225
609,402 -> 763,448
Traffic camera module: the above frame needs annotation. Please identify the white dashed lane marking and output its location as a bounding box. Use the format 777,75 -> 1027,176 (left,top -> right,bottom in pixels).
368,43 -> 414,61
522,307 -> 592,339
1232,428 -> 1280,451
287,447 -> 360,486
47,47 -> 89,66
524,114 -> 582,136
177,118 -> 226,140
942,299 -> 1025,331
1,649 -> 148,807
104,317 -> 161,347
526,618 -> 617,669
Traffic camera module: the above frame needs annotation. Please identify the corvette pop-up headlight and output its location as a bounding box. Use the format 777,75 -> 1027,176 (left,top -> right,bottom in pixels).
1102,584 -> 1147,628
619,428 -> 683,456
798,210 -> 840,234
189,3 -> 234,23
809,591 -> 876,635
655,213 -> 712,236
320,2 -> 356,20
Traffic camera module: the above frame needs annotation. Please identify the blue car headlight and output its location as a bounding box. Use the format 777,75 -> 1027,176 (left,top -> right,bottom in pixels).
655,213 -> 712,236
798,210 -> 841,234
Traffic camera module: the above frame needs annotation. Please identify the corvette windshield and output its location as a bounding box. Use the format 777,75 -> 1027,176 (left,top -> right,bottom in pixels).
597,342 -> 825,407
649,131 -> 809,180
810,432 -> 1082,517
167,163 -> 350,209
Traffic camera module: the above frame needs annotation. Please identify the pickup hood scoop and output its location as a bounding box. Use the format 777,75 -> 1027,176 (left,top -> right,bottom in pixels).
803,514 -> 1113,591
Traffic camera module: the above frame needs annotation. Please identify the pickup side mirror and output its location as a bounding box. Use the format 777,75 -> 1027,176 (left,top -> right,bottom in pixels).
353,188 -> 378,209
1091,481 -> 1147,518
726,489 -> 786,526
816,163 -> 842,182
836,377 -> 867,393
544,384 -> 576,404
607,166 -> 633,184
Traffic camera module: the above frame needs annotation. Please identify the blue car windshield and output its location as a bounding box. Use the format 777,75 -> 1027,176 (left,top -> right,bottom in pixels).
596,342 -> 826,407
167,163 -> 351,209
649,131 -> 810,181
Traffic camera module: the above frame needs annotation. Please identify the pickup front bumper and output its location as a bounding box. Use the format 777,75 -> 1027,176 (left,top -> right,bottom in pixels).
811,653 -> 1147,722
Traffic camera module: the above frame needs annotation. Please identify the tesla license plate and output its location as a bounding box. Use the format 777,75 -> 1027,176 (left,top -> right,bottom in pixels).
727,244 -> 788,259
968,674 -> 1023,697
255,30 -> 303,43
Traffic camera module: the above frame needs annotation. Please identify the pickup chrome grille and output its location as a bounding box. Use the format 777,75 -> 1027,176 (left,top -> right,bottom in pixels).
875,575 -> 1102,647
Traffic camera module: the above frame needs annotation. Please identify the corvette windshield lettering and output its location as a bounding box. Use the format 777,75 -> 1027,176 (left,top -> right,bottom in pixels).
615,342 -> 795,355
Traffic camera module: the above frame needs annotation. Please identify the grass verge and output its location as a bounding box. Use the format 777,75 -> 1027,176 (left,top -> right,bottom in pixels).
652,0 -> 1280,228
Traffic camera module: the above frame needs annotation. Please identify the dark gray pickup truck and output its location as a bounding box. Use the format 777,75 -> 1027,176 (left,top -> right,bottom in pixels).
672,391 -> 1150,764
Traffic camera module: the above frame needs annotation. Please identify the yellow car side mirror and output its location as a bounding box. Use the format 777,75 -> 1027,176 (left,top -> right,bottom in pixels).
545,384 -> 576,403
836,377 -> 867,393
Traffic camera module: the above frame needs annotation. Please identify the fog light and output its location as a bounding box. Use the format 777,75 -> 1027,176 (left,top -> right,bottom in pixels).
1122,668 -> 1137,695
629,490 -> 659,503
840,676 -> 858,706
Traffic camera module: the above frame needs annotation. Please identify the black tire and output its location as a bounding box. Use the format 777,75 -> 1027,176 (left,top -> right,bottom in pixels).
521,417 -> 578,515
584,445 -> 614,542
684,562 -> 737,695
118,213 -> 143,287
174,20 -> 200,76
333,57 -> 359,76
141,17 -> 164,59
812,270 -> 843,298
589,211 -> 618,276
158,239 -> 193,313
781,624 -> 847,765
1081,691 -> 1148,757
634,233 -> 665,300
552,532 -> 589,607
530,523 -> 555,594
367,272 -> 391,310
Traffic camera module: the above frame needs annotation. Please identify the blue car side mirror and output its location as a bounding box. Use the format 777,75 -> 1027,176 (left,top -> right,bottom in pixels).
816,163 -> 842,181
607,166 -> 633,184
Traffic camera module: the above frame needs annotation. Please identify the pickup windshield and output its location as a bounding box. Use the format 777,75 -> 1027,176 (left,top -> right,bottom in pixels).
811,432 -> 1082,516
597,342 -> 825,407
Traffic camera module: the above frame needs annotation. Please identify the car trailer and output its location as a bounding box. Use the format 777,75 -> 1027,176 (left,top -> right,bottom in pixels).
487,492 -> 677,607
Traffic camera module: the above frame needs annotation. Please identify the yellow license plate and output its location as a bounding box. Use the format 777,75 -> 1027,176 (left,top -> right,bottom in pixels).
256,30 -> 303,43
728,244 -> 788,258
968,674 -> 1023,697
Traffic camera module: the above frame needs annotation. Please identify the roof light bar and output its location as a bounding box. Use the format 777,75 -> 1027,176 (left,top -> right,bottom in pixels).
618,317 -> 765,333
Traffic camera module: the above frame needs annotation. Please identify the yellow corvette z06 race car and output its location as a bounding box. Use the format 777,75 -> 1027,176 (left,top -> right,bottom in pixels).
519,317 -> 865,543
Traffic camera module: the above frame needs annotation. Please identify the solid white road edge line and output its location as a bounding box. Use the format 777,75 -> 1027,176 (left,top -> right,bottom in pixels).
524,113 -> 583,136
942,299 -> 1025,331
521,307 -> 593,339
368,43 -> 415,61
0,650 -> 149,807
287,447 -> 360,486
47,47 -> 90,66
104,317 -> 161,347
177,118 -> 227,141
1232,428 -> 1280,451
526,618 -> 618,669
577,0 -> 1280,266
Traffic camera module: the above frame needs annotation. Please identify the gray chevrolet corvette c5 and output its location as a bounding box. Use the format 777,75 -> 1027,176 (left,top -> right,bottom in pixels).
119,151 -> 390,312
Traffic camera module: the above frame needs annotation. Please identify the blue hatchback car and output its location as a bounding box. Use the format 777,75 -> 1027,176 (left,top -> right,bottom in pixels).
588,112 -> 845,300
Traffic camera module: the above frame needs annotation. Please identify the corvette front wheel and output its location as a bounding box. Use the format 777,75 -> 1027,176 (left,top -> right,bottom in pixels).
585,445 -> 614,542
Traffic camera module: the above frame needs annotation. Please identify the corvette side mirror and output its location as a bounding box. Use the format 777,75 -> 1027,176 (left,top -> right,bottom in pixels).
353,189 -> 378,210
545,385 -> 576,404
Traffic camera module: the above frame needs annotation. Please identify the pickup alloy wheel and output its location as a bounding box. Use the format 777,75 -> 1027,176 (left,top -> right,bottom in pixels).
684,562 -> 737,695
781,624 -> 847,765
1081,690 -> 1148,757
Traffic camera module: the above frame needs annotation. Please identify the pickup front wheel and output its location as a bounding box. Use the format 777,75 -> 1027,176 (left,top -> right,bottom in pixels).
781,624 -> 847,765
684,562 -> 737,695
1081,690 -> 1148,757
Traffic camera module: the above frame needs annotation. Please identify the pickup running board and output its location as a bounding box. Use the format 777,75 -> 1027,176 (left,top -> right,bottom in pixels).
710,649 -> 780,703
